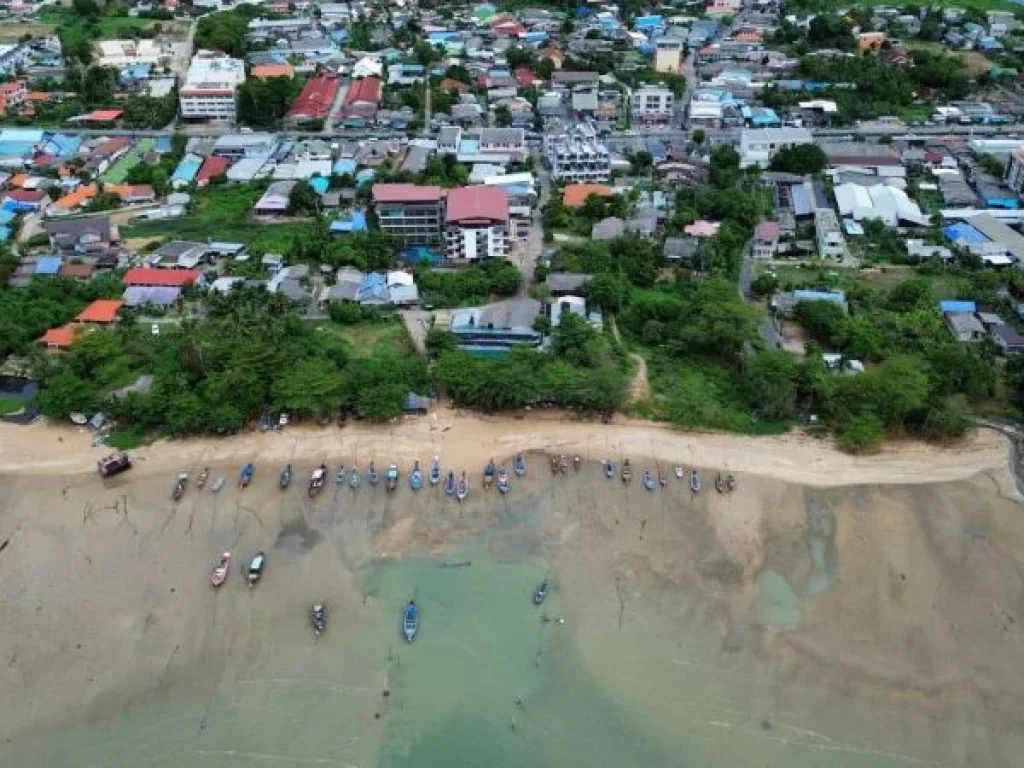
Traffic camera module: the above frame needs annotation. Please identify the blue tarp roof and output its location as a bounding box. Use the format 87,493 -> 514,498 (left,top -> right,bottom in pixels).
172,159 -> 200,183
333,158 -> 357,175
0,209 -> 17,225
0,141 -> 37,157
0,129 -> 44,143
0,226 -> 11,243
356,169 -> 375,186
35,257 -> 62,275
939,300 -> 977,314
40,133 -> 81,156
357,272 -> 389,302
944,222 -> 988,245
634,14 -> 664,28
330,210 -> 368,234
794,289 -> 846,305
309,176 -> 330,195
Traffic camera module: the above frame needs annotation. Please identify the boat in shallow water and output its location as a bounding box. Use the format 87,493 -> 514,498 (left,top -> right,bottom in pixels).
349,467 -> 361,489
172,473 -> 188,501
533,578 -> 550,605
715,473 -> 725,493
403,600 -> 419,643
674,465 -> 684,480
514,453 -> 526,477
621,459 -> 632,485
483,460 -> 495,490
387,464 -> 398,493
211,552 -> 231,588
368,462 -> 379,486
603,459 -> 614,479
279,464 -> 292,490
311,603 -> 327,637
197,467 -> 209,490
246,552 -> 265,587
643,471 -> 655,492
726,473 -> 736,492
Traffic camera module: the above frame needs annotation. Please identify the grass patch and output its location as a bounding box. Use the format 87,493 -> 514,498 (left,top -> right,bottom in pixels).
310,319 -> 416,358
0,20 -> 57,40
0,395 -> 25,416
105,427 -> 152,451
120,184 -> 311,255
630,347 -> 790,435
757,262 -> 969,298
101,139 -> 152,184
39,7 -> 161,37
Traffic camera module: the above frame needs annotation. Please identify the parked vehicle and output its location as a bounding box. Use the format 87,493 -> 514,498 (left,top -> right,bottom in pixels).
211,552 -> 231,587
97,452 -> 131,478
247,552 -> 265,587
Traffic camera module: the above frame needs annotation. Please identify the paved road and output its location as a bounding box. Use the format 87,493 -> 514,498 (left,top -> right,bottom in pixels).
514,162 -> 550,298
323,82 -> 349,133
738,237 -> 783,349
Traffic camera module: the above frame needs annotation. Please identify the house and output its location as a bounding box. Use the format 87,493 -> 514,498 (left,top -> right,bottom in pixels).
857,32 -> 886,51
444,186 -> 509,261
739,127 -> 813,168
196,154 -> 230,186
630,85 -> 674,125
449,298 -> 542,352
45,217 -> 116,255
342,76 -> 382,125
992,323 -> 1024,354
0,80 -> 27,114
38,324 -> 79,351
663,237 -> 699,264
122,268 -> 200,288
546,273 -> 591,296
76,299 -> 123,324
545,125 -> 611,183
372,183 -> 445,246
773,289 -> 848,316
251,63 -> 295,80
148,240 -> 208,269
284,73 -> 340,127
945,312 -> 986,342
753,220 -> 780,259
253,181 -> 295,216
478,127 -> 527,160
814,208 -> 848,260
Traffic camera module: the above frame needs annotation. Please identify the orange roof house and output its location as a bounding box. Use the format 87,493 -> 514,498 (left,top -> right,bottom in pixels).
858,31 -> 886,51
38,325 -> 79,350
252,63 -> 294,80
51,184 -> 97,212
76,299 -> 123,324
8,173 -> 28,188
563,183 -> 615,208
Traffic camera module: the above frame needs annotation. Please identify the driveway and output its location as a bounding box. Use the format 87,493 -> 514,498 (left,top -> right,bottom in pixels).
513,159 -> 550,297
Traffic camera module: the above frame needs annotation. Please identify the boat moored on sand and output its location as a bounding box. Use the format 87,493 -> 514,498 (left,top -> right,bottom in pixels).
247,552 -> 265,587
279,464 -> 292,490
197,467 -> 209,490
715,473 -> 725,493
309,465 -> 327,498
690,469 -> 701,494
429,457 -> 442,486
172,472 -> 188,501
211,476 -> 225,493
403,600 -> 419,643
674,465 -> 683,480
368,462 -> 379,486
444,470 -> 456,496
410,461 -> 423,491
483,459 -> 495,490
456,472 -> 469,502
349,467 -> 361,489
559,454 -> 569,474
497,467 -> 509,494
386,464 -> 399,493
603,459 -> 614,479
211,552 -> 231,587
239,463 -> 254,489
621,459 -> 632,485
726,473 -> 737,492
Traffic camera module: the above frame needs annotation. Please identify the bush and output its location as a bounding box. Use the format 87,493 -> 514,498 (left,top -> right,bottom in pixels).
327,302 -> 395,325
838,413 -> 885,453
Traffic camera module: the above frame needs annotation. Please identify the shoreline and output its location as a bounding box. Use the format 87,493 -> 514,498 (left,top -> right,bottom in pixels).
0,410 -> 1015,490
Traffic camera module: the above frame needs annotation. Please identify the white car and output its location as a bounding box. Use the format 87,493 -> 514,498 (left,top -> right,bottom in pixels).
151,323 -> 160,336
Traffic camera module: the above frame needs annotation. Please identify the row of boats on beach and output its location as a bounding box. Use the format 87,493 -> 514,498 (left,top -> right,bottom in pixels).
170,453 -> 738,501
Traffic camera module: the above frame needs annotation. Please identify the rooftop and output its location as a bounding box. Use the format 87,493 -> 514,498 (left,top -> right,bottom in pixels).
372,183 -> 444,203
445,186 -> 509,223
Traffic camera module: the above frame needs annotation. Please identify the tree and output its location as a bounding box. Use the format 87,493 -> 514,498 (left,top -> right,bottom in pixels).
709,145 -> 741,189
865,355 -> 932,428
550,312 -> 600,368
744,350 -> 799,420
273,358 -> 346,418
921,395 -> 972,441
807,13 -> 854,49
494,104 -> 512,127
288,181 -> 320,215
587,273 -> 631,315
691,128 -> 706,145
72,0 -> 100,18
768,144 -> 827,174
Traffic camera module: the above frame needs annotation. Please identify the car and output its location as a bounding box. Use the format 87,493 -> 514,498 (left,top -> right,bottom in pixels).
151,323 -> 160,336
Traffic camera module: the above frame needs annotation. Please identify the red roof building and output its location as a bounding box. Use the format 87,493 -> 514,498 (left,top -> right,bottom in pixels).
513,68 -> 536,89
444,186 -> 510,261
122,268 -> 201,287
38,325 -> 78,350
285,73 -> 340,126
343,76 -> 382,120
76,299 -> 124,324
196,154 -> 230,186
372,184 -> 445,204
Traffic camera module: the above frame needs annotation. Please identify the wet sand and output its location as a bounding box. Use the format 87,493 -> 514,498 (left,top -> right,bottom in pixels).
1,416 -> 1024,765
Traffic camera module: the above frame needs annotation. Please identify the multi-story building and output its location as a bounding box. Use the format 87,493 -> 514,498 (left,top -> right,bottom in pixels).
630,85 -> 674,124
1004,147 -> 1024,196
372,184 -> 445,246
654,36 -> 684,74
444,186 -> 510,262
179,51 -> 246,123
93,39 -> 169,68
814,208 -> 848,261
738,126 -> 813,167
543,125 -> 611,183
478,127 -> 527,160
0,79 -> 27,114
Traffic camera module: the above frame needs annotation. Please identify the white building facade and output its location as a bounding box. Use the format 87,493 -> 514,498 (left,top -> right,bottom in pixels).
179,51 -> 246,123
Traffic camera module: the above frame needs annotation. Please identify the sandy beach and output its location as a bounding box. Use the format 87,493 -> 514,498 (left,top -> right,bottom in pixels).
2,414 -> 1024,766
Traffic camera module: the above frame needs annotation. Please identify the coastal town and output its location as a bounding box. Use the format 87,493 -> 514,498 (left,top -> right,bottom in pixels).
4,0 -> 1024,446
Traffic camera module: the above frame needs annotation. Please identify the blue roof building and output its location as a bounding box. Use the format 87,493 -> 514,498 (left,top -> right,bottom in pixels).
0,209 -> 17,226
940,300 -> 977,314
634,14 -> 664,31
330,210 -> 368,235
0,226 -> 11,243
333,158 -> 357,176
309,176 -> 330,195
357,272 -> 390,304
356,168 -> 375,186
944,222 -> 988,245
171,157 -> 201,186
35,257 -> 63,275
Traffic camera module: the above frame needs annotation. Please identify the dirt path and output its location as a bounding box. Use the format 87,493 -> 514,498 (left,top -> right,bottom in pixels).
628,353 -> 649,402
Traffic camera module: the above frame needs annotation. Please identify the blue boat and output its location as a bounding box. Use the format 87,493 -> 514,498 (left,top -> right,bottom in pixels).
643,470 -> 655,492
690,469 -> 701,494
444,470 -> 455,496
603,460 -> 614,479
403,601 -> 419,642
429,457 -> 442,486
456,472 -> 469,502
349,467 -> 361,489
497,467 -> 509,494
533,578 -> 549,605
239,463 -> 254,489
483,459 -> 495,490
386,463 -> 398,493
514,453 -> 526,477
410,461 -> 422,491
368,462 -> 379,486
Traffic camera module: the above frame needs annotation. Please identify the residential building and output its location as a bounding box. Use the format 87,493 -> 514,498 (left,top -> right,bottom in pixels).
449,298 -> 542,352
1005,147 -> 1024,196
284,73 -> 340,127
0,80 -> 27,114
444,186 -> 509,261
814,208 -> 848,260
94,39 -> 168,68
342,76 -> 381,126
739,127 -> 813,168
630,85 -> 674,125
372,183 -> 445,246
544,125 -> 611,183
478,127 -> 527,160
753,220 -> 780,259
44,216 -> 117,256
571,84 -> 599,113
179,51 -> 246,123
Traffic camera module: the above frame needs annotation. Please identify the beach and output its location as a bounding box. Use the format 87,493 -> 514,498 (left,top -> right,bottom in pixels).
2,414 -> 1024,766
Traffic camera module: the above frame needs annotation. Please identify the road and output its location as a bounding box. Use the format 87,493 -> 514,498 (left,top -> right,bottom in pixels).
322,82 -> 349,133
514,155 -> 550,298
737,237 -> 783,349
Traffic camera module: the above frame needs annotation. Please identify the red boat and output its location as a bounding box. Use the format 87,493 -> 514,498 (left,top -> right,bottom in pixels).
211,552 -> 231,588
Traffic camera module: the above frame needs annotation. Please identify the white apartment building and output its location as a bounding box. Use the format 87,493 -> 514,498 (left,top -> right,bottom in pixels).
179,51 -> 246,123
444,186 -> 510,262
630,85 -> 674,124
739,126 -> 813,168
544,125 -> 611,183
814,208 -> 848,261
